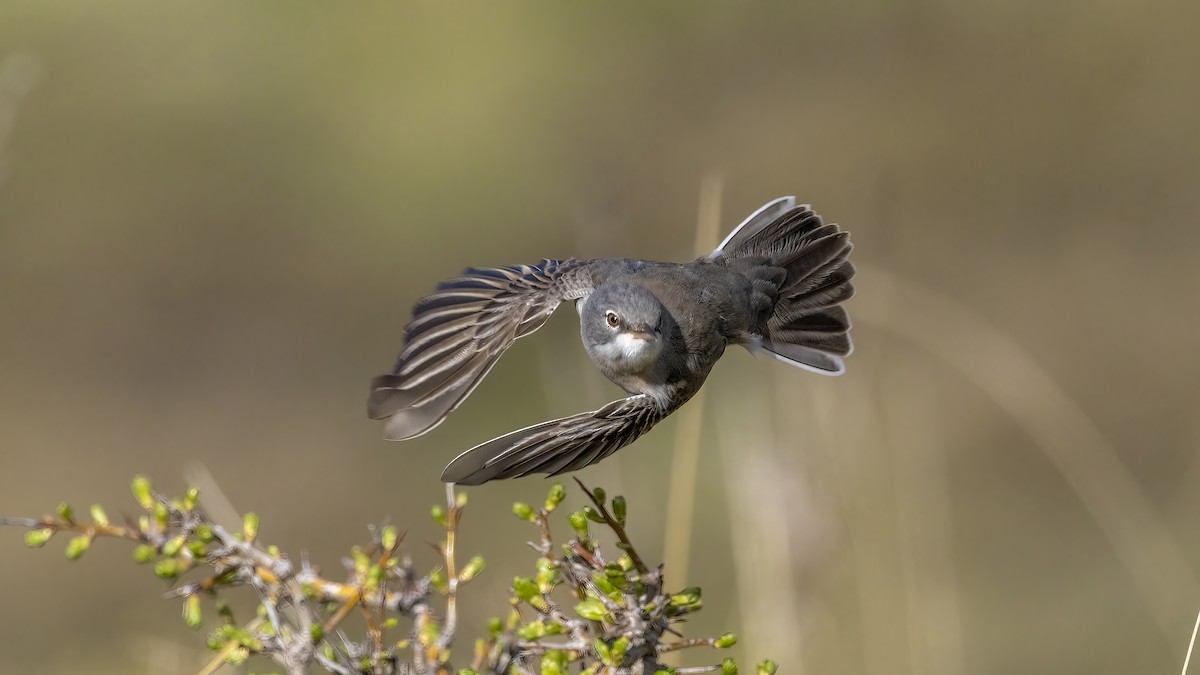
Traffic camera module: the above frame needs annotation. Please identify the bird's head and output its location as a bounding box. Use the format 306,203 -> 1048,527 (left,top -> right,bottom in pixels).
579,282 -> 666,374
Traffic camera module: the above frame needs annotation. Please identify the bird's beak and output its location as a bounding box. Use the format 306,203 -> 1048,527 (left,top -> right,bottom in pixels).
625,329 -> 657,342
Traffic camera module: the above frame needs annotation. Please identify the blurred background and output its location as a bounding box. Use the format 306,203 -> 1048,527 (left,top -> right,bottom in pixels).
2,2 -> 1198,673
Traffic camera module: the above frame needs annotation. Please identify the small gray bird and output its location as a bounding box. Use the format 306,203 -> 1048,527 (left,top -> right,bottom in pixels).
368,197 -> 855,485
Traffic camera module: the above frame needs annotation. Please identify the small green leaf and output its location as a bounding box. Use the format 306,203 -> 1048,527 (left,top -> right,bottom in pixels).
131,476 -> 154,509
56,502 -> 74,522
611,496 -> 627,525
512,576 -> 539,602
431,504 -> 447,528
24,528 -> 53,548
194,524 -> 214,543
575,598 -> 609,622
517,620 -> 546,640
183,487 -> 200,511
89,505 -> 109,527
541,649 -> 567,675
593,638 -> 612,666
487,616 -> 503,638
430,568 -> 448,594
512,502 -> 535,522
310,623 -> 324,642
715,633 -> 737,648
184,593 -> 203,629
65,534 -> 90,560
611,636 -> 630,664
242,512 -> 259,542
756,660 -> 778,675
544,483 -> 566,512
722,657 -> 738,675
581,505 -> 605,523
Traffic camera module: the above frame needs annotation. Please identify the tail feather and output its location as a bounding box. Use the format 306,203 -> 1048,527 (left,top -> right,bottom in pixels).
718,199 -> 856,376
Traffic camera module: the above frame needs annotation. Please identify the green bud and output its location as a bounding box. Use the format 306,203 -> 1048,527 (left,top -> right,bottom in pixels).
756,660 -> 778,675
459,555 -> 485,583
65,535 -> 90,560
383,617 -> 398,629
722,658 -> 738,675
431,505 -> 447,528
512,576 -> 539,602
184,593 -> 203,629
225,646 -> 249,665
617,555 -> 634,571
195,524 -> 214,543
153,501 -> 169,527
133,544 -> 157,563
366,563 -> 384,590
541,649 -> 567,675
568,511 -> 589,537
137,515 -> 151,534
183,487 -> 200,511
574,598 -> 609,622
512,502 -> 535,522
188,540 -> 208,557
161,534 -> 186,557
456,490 -> 468,508
715,633 -> 737,648
544,483 -> 566,512
671,586 -> 702,606
487,616 -> 503,638
155,558 -> 184,578
612,496 -> 627,525
216,599 -> 233,622
131,475 -> 154,509
56,502 -> 74,522
310,623 -> 324,642
458,669 -> 479,675
242,512 -> 259,542
89,504 -> 109,527
581,506 -> 605,523
24,528 -> 53,548
506,608 -> 521,629
381,525 -> 398,550
536,557 -> 558,592
418,621 -> 439,646
591,487 -> 606,506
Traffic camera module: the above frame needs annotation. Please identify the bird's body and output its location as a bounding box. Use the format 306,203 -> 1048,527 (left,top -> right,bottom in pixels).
369,197 -> 855,485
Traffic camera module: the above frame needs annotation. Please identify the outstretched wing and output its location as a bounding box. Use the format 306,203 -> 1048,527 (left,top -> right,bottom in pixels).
369,258 -> 593,441
441,394 -> 668,485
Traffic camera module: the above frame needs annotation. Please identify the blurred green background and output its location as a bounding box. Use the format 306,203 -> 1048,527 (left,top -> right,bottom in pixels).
2,2 -> 1198,673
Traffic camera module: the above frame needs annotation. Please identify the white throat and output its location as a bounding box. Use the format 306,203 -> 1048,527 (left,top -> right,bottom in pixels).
594,331 -> 662,372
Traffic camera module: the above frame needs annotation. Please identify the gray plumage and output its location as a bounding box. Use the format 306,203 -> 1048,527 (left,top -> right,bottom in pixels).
368,197 -> 855,485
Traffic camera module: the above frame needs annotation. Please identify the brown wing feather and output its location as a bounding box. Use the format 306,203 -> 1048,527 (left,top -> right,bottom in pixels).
369,258 -> 591,441
440,394 -> 667,485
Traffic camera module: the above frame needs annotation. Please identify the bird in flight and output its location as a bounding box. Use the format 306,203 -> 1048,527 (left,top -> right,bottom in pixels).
369,197 -> 855,485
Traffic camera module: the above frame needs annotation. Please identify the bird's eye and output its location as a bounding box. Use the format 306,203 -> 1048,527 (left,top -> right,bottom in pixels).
605,311 -> 621,328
